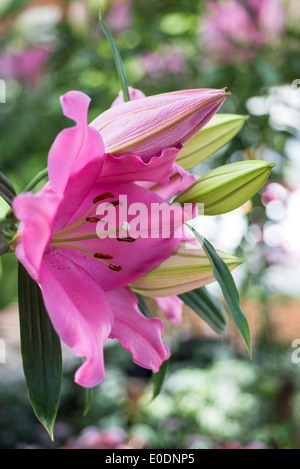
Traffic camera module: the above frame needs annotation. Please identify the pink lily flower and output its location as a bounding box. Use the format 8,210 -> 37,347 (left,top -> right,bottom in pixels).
12,86 -> 226,388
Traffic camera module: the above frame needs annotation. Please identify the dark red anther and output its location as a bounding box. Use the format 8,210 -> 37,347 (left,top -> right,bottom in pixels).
94,253 -> 114,260
116,237 -> 136,243
108,264 -> 123,272
86,216 -> 102,223
93,192 -> 115,204
107,200 -> 120,207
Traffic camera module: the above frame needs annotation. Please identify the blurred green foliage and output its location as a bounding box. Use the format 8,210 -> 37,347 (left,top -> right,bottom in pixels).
2,340 -> 300,449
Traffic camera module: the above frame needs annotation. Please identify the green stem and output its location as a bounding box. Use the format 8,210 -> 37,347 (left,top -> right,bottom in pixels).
23,168 -> 48,193
0,168 -> 48,226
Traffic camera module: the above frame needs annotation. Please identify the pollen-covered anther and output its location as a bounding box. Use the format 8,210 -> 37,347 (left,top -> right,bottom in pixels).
116,236 -> 136,243
106,200 -> 123,207
108,264 -> 123,272
93,253 -> 114,260
93,192 -> 115,204
86,216 -> 104,223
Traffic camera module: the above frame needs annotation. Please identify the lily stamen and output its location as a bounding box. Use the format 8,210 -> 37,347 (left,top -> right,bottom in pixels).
52,194 -> 118,239
94,253 -> 114,260
116,236 -> 136,243
51,244 -> 122,271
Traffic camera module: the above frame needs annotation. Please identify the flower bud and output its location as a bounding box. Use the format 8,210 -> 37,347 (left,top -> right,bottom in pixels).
176,113 -> 247,169
174,160 -> 275,215
130,241 -> 242,297
90,88 -> 227,159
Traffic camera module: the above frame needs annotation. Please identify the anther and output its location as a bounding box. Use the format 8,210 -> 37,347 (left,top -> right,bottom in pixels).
108,264 -> 123,272
116,237 -> 136,243
93,192 -> 115,204
86,216 -> 103,223
94,253 -> 114,260
107,200 -> 121,207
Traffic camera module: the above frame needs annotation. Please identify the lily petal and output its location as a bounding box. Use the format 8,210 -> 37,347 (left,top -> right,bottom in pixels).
13,189 -> 63,282
99,146 -> 181,185
107,287 -> 170,373
39,251 -> 114,388
48,90 -> 105,195
56,181 -> 187,291
141,163 -> 196,200
154,296 -> 184,324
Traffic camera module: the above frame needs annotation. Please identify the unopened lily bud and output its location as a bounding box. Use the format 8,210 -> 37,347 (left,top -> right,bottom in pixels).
90,88 -> 227,159
174,160 -> 275,215
176,114 -> 247,169
130,241 -> 242,297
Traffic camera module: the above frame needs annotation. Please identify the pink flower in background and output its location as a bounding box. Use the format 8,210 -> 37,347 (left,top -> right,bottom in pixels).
0,47 -> 52,84
12,86 -> 227,388
201,0 -> 286,65
253,0 -> 286,41
105,0 -> 133,33
60,426 -> 137,449
140,46 -> 187,77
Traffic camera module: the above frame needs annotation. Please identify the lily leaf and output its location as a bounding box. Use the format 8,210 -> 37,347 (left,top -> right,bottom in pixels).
0,224 -> 9,256
0,171 -> 16,207
190,228 -> 252,358
179,286 -> 228,334
98,9 -> 130,102
152,359 -> 168,400
18,263 -> 62,440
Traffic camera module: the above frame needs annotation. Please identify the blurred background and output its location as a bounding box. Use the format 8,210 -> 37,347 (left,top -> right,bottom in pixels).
0,0 -> 300,449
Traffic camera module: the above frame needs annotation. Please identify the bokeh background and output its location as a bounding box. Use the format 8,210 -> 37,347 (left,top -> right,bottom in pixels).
0,0 -> 300,449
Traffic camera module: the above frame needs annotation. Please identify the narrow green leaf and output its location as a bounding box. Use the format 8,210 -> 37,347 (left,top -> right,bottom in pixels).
152,360 -> 168,400
179,286 -> 228,334
83,387 -> 94,417
0,171 -> 16,207
98,9 -> 130,102
190,228 -> 252,357
18,263 -> 62,440
0,224 -> 9,256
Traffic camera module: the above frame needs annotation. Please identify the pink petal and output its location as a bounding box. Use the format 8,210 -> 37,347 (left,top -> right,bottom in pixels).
106,287 -> 170,372
13,189 -> 63,282
141,163 -> 196,200
99,147 -> 181,185
154,296 -> 184,324
57,181 -> 185,291
48,90 -> 105,194
39,251 -> 114,388
111,87 -> 146,107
